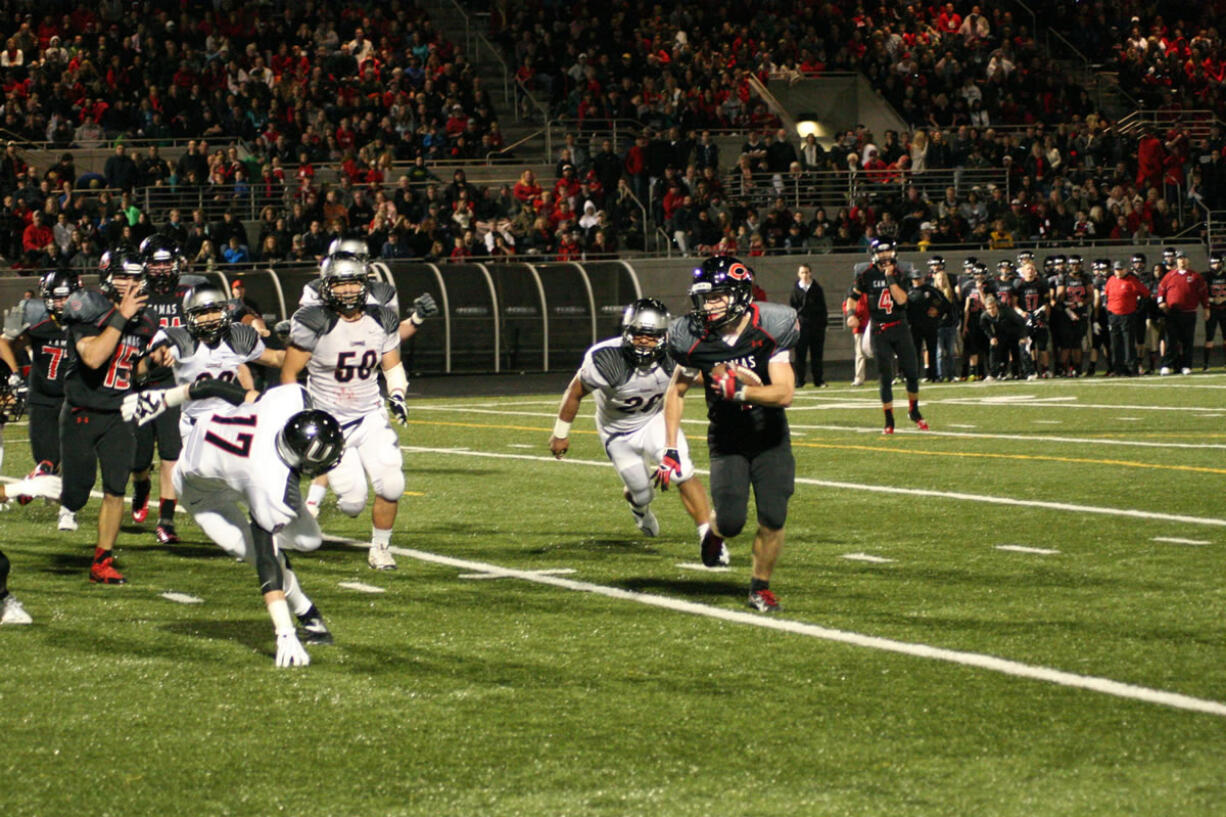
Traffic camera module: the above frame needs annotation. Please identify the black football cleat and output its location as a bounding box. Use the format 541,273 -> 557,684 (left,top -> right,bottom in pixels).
747,589 -> 782,613
297,605 -> 334,645
700,530 -> 729,567
155,524 -> 180,545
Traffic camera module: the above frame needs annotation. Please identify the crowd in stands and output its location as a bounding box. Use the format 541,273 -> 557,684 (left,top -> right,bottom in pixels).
1,0 -> 1224,274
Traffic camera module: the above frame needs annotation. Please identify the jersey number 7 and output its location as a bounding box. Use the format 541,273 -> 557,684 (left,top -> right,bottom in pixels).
204,414 -> 257,457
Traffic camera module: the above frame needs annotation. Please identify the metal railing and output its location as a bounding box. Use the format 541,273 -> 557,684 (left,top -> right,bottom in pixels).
1117,109 -> 1221,140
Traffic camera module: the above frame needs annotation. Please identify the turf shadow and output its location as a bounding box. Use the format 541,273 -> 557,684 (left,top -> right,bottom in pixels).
613,576 -> 745,597
162,618 -> 275,655
530,538 -> 661,555
42,552 -> 93,575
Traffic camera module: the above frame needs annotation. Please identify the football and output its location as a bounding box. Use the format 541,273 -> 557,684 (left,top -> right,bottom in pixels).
708,362 -> 763,386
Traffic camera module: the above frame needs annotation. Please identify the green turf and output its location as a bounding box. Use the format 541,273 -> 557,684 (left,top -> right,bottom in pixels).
2,374 -> 1225,816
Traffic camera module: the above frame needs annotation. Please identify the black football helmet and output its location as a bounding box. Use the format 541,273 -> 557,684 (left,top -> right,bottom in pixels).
1162,246 -> 1177,266
1131,252 -> 1147,271
870,237 -> 897,264
1092,258 -> 1110,275
927,255 -> 946,271
1209,252 -> 1223,271
319,255 -> 369,313
1016,250 -> 1035,266
1051,253 -> 1067,270
0,374 -> 27,425
997,259 -> 1015,277
275,409 -> 345,477
101,249 -> 146,302
688,256 -> 755,331
1067,253 -> 1083,270
182,286 -> 232,344
140,234 -> 183,295
621,298 -> 670,365
40,268 -> 81,320
962,256 -> 979,271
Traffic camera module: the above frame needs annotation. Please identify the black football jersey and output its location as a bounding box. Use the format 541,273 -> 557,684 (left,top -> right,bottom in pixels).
964,280 -> 997,316
1207,270 -> 1226,311
1060,273 -> 1090,312
668,302 -> 799,455
905,284 -> 948,328
852,263 -> 910,324
62,289 -> 159,410
1014,278 -> 1050,320
24,317 -> 70,405
141,285 -> 191,385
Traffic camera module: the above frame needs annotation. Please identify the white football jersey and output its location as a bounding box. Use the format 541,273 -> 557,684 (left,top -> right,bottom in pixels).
177,384 -> 311,533
289,304 -> 400,423
152,324 -> 266,426
578,337 -> 677,436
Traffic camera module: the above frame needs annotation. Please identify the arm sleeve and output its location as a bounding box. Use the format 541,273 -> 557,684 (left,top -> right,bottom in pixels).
250,518 -> 284,594
187,377 -> 250,406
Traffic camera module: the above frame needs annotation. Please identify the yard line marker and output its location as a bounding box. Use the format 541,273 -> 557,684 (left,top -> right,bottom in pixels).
319,535 -> 1226,718
1198,413 -> 1223,418
159,591 -> 204,604
841,553 -> 895,563
676,563 -> 732,572
338,581 -> 386,594
1034,420 -> 1061,424
400,445 -> 1226,529
1152,537 -> 1210,546
458,568 -> 576,580
948,423 -> 977,428
996,545 -> 1060,555
507,444 -> 535,449
1118,417 -> 1141,421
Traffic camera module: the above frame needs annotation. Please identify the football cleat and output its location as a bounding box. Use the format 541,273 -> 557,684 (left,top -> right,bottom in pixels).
17,460 -> 56,504
882,425 -> 895,435
155,524 -> 180,545
297,605 -> 334,646
747,589 -> 782,613
908,410 -> 929,431
1159,367 -> 1172,376
1,594 -> 33,625
700,530 -> 730,567
631,506 -> 660,537
89,556 -> 127,585
367,545 -> 397,571
57,509 -> 78,531
1181,367 -> 1192,376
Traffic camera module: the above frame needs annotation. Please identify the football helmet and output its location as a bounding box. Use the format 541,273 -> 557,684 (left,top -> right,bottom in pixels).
962,256 -> 979,271
276,410 -> 345,477
182,286 -> 232,344
972,261 -> 989,279
1050,253 -> 1067,269
326,237 -> 370,261
40,268 -> 81,320
101,249 -> 146,302
1131,252 -> 1147,270
1016,250 -> 1035,265
1162,246 -> 1177,266
621,297 -> 670,365
1092,258 -> 1110,274
140,234 -> 183,295
688,256 -> 755,331
927,255 -> 946,271
0,374 -> 27,424
870,237 -> 897,264
997,259 -> 1015,276
1067,253 -> 1083,269
1209,252 -> 1223,271
319,255 -> 369,313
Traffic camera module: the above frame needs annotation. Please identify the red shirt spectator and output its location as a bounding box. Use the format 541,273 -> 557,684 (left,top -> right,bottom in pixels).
1104,270 -> 1150,315
1136,132 -> 1166,190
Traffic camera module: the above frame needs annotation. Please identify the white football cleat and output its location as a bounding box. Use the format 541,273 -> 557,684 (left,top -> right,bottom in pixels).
1159,366 -> 1172,376
58,508 -> 78,532
1180,367 -> 1192,376
367,545 -> 397,570
631,506 -> 660,537
274,632 -> 310,667
1,595 -> 33,625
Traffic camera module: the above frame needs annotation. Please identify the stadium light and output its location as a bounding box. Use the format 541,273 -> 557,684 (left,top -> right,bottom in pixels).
795,115 -> 823,139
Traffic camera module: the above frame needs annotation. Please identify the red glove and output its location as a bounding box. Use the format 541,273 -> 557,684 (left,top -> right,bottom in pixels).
710,366 -> 743,401
653,448 -> 682,490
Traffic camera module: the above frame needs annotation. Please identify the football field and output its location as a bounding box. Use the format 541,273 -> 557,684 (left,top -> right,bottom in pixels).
2,374 -> 1225,816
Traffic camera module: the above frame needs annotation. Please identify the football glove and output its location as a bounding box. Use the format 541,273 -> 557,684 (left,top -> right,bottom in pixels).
653,448 -> 682,490
412,292 -> 440,318
7,372 -> 22,389
710,366 -> 744,401
274,632 -> 311,668
388,393 -> 409,425
121,390 -> 169,426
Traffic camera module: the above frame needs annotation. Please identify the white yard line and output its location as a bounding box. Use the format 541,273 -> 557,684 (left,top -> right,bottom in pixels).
317,534 -> 1226,719
841,553 -> 896,564
457,568 -> 576,580
399,445 -> 1226,529
1151,537 -> 1210,546
995,545 -> 1060,555
159,591 -> 204,604
338,581 -> 386,593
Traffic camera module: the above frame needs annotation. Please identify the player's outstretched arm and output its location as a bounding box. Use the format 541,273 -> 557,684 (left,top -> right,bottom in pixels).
281,344 -> 311,385
399,292 -> 439,341
383,349 -> 409,424
549,373 -> 589,459
256,347 -> 285,369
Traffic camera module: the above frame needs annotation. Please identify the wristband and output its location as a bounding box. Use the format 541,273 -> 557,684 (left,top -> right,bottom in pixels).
553,418 -> 572,438
731,386 -> 748,402
409,311 -> 425,326
267,597 -> 295,636
105,310 -> 128,332
165,383 -> 192,407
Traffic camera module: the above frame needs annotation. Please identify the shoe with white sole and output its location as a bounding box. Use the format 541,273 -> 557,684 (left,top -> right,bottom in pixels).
1,594 -> 33,625
630,506 -> 660,537
57,509 -> 77,532
367,545 -> 397,570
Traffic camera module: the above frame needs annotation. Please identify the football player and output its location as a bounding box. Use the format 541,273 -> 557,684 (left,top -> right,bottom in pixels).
146,286 -> 287,438
123,381 -> 344,667
549,298 -> 721,553
905,266 -> 950,383
0,377 -> 64,624
662,257 -> 798,613
1202,252 -> 1226,369
0,268 -> 79,528
281,255 -> 408,570
1054,256 -> 1091,376
1013,259 -> 1051,377
846,239 -> 929,433
1086,259 -> 1112,376
960,261 -> 995,380
59,250 -> 159,584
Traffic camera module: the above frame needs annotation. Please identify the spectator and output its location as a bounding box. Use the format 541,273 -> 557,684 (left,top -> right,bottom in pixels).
103,144 -> 139,192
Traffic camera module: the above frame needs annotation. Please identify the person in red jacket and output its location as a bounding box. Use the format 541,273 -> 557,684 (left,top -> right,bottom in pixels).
21,210 -> 54,267
1156,250 -> 1209,374
1136,130 -> 1166,191
1103,260 -> 1151,376
842,286 -> 870,386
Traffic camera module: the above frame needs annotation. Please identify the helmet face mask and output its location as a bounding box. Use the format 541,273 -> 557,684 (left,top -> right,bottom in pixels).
276,410 -> 344,477
870,238 -> 897,265
103,251 -> 146,302
320,256 -> 369,313
40,269 -> 81,319
182,286 -> 231,344
621,298 -> 670,365
688,256 -> 755,331
140,235 -> 183,295
1210,253 -> 1223,271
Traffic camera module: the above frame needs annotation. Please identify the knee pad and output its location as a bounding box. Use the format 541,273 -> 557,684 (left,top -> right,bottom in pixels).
363,426 -> 405,502
335,490 -> 367,518
712,496 -> 747,539
624,481 -> 653,508
369,463 -> 405,503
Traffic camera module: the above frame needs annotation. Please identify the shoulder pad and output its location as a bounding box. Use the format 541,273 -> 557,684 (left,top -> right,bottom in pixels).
21,298 -> 48,327
289,305 -> 337,351
852,261 -> 872,275
367,304 -> 400,334
368,280 -> 397,306
227,322 -> 260,357
757,302 -> 800,350
62,289 -> 113,325
658,351 -> 678,376
179,274 -> 209,289
590,344 -> 631,388
162,326 -> 197,358
298,278 -> 323,307
666,315 -> 699,361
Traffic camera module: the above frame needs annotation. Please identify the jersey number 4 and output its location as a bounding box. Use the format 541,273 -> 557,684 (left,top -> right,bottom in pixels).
334,349 -> 378,382
878,289 -> 894,315
204,414 -> 257,457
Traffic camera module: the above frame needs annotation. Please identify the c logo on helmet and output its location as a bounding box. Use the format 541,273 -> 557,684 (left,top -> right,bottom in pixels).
726,262 -> 750,281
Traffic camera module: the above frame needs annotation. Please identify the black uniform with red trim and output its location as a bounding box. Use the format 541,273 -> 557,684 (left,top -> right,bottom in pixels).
1204,267 -> 1226,342
21,316 -> 70,466
59,288 -> 159,511
131,282 -> 194,470
1055,272 -> 1090,349
1013,276 -> 1050,350
849,262 -> 921,392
